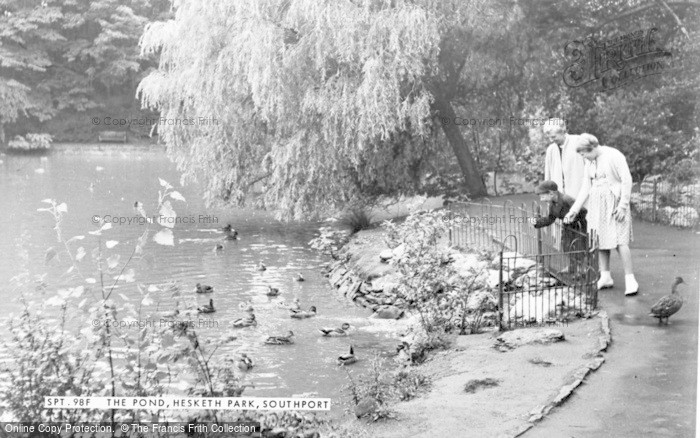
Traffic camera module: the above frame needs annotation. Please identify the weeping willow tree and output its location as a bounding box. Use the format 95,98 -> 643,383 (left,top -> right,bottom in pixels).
138,0 -> 512,219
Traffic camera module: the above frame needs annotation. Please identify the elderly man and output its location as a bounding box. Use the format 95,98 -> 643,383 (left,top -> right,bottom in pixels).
543,119 -> 586,200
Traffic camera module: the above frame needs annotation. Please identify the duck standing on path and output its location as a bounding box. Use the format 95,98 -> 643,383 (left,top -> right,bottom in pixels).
319,323 -> 351,337
198,299 -> 215,314
195,283 -> 214,294
266,285 -> 280,296
290,305 -> 317,319
237,353 -> 254,371
337,345 -> 357,365
650,277 -> 686,324
264,330 -> 295,345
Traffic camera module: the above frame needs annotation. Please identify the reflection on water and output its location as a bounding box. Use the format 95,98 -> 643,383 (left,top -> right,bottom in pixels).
0,147 -> 401,415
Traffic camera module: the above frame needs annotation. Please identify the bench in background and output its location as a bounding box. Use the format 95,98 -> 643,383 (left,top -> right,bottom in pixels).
98,131 -> 128,143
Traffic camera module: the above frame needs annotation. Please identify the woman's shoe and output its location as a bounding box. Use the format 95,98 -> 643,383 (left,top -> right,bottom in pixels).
624,274 -> 639,296
597,271 -> 614,290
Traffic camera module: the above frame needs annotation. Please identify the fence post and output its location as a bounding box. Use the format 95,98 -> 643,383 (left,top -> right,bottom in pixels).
652,179 -> 658,222
521,205 -> 529,253
591,241 -> 597,308
498,250 -> 504,331
536,204 -> 543,256
448,208 -> 453,247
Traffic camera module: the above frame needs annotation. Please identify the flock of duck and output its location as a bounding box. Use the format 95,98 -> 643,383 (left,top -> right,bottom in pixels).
195,225 -> 358,371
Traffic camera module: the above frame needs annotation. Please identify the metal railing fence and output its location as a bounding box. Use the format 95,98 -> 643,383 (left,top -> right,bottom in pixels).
447,201 -> 599,330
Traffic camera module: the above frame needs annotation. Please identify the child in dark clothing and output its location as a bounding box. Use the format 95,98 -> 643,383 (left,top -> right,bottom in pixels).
533,181 -> 588,274
534,181 -> 587,236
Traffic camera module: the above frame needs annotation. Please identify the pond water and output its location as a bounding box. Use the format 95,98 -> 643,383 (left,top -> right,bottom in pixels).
0,145 -> 402,417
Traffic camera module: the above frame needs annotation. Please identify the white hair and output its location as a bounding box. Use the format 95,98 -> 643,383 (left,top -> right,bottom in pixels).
578,133 -> 600,150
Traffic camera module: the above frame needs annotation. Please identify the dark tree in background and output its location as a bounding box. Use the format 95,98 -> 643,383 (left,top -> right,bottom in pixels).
0,0 -> 171,142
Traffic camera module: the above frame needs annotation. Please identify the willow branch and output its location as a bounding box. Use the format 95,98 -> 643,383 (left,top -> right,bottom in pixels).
655,0 -> 692,39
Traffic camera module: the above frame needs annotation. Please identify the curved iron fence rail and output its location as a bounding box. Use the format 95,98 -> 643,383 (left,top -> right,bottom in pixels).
447,201 -> 599,330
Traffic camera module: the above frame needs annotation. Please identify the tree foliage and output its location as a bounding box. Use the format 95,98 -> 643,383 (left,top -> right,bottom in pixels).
0,0 -> 63,135
0,0 -> 170,141
139,0 -> 533,219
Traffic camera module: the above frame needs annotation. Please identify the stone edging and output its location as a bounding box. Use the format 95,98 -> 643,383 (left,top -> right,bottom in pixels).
512,311 -> 612,437
324,259 -> 405,315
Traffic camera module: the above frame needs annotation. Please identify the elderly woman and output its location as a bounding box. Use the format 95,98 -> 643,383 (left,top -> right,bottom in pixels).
564,134 -> 638,295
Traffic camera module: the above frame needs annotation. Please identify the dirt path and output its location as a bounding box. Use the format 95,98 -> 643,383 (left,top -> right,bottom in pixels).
367,318 -> 607,438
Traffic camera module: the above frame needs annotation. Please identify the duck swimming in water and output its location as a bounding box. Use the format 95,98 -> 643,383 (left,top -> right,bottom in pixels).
239,301 -> 254,312
319,323 -> 351,337
198,299 -> 215,314
395,342 -> 412,364
232,313 -> 256,328
264,330 -> 295,345
237,353 -> 254,371
337,345 -> 357,366
222,224 -> 238,240
290,305 -> 316,319
195,283 -> 214,294
279,297 -> 301,312
257,262 -> 267,271
266,285 -> 280,296
650,277 -> 686,324
295,273 -> 305,282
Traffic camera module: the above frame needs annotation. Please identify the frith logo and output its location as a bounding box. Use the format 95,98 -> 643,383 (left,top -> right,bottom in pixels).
563,27 -> 674,91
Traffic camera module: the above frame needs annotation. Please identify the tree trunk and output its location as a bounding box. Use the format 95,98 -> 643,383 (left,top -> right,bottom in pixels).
432,94 -> 488,197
